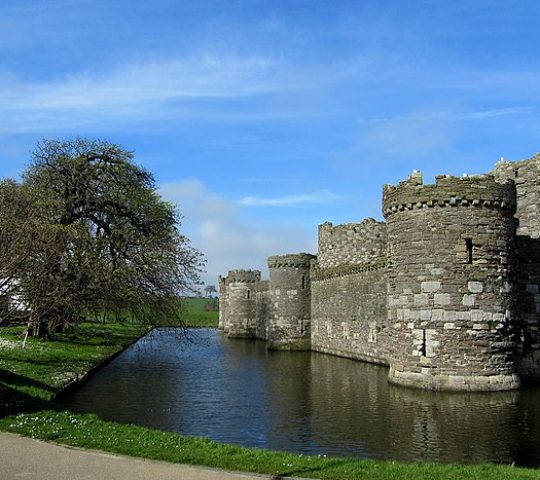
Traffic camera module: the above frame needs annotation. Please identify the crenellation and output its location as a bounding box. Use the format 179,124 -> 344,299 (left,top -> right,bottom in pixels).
317,218 -> 386,269
219,154 -> 540,392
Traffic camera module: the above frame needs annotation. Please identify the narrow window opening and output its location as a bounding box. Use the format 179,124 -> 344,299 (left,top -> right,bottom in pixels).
420,329 -> 427,357
247,290 -> 250,300
301,275 -> 305,289
465,238 -> 473,264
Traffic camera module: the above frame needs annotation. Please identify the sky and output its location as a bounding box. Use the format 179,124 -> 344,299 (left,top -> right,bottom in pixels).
1,0 -> 539,286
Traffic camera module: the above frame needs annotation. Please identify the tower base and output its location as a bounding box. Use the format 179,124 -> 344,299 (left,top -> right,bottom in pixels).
388,367 -> 521,392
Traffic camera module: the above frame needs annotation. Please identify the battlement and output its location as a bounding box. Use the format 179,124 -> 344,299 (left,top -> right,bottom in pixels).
225,269 -> 261,284
317,218 -> 386,269
267,253 -> 315,269
311,258 -> 387,281
383,172 -> 516,218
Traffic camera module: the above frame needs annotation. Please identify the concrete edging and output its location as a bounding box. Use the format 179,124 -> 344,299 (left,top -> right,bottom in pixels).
53,326 -> 153,403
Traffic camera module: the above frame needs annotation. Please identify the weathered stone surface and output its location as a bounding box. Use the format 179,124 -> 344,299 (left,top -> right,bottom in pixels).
311,265 -> 388,364
383,172 -> 520,391
220,270 -> 261,338
468,281 -> 484,294
421,281 -> 441,293
317,218 -> 386,269
266,253 -> 315,350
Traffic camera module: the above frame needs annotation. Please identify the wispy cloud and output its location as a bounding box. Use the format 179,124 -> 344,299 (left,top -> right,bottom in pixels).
238,190 -> 351,207
23,56 -> 284,108
0,54 -> 311,134
356,106 -> 536,124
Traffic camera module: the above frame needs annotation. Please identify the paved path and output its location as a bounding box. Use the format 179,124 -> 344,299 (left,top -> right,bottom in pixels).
0,432 -> 298,480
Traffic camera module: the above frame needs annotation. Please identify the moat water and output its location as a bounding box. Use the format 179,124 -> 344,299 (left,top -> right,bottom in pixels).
62,328 -> 540,466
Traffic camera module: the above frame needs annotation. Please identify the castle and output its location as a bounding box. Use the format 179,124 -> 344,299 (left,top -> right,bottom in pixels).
218,155 -> 540,391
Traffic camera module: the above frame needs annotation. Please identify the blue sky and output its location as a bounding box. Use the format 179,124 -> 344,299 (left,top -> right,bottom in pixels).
1,0 -> 539,285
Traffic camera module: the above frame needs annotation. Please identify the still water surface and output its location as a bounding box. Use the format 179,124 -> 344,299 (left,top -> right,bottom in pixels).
63,328 -> 540,466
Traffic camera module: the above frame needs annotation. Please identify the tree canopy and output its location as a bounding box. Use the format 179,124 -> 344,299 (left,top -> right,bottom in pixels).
0,138 -> 204,336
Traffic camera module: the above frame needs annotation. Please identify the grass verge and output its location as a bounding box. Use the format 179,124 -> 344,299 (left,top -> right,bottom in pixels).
0,323 -> 538,479
180,297 -> 218,327
0,322 -> 147,415
0,410 -> 537,480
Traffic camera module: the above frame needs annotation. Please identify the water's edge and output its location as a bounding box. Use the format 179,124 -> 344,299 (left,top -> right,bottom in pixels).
53,327 -> 153,403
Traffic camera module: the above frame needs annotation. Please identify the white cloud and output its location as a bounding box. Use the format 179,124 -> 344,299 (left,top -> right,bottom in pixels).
356,106 -> 535,124
159,179 -> 316,287
238,189 -> 351,207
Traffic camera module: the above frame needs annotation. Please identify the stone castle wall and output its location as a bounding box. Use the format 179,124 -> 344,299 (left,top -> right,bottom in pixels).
492,155 -> 540,238
491,156 -> 540,381
311,264 -> 389,364
515,236 -> 540,380
317,218 -> 386,268
255,281 -> 270,340
219,155 -> 540,392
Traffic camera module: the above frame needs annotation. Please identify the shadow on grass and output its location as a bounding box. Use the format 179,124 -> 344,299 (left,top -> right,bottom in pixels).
0,369 -> 56,394
0,383 -> 56,418
270,460 -> 345,479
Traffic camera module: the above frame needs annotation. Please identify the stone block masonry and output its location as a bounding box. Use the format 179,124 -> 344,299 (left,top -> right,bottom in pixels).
311,264 -> 389,364
219,154 -> 540,392
317,218 -> 387,268
383,173 -> 519,391
266,253 -> 315,350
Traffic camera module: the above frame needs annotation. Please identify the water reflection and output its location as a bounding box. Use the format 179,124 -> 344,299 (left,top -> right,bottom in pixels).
62,329 -> 540,466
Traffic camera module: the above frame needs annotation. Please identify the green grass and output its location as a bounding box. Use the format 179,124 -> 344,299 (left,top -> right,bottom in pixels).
180,297 -> 218,327
1,410 -> 538,480
1,322 -> 539,479
0,322 -> 147,415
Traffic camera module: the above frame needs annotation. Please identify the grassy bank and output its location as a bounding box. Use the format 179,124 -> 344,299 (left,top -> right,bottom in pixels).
180,297 -> 219,327
0,323 -> 538,480
0,322 -> 147,415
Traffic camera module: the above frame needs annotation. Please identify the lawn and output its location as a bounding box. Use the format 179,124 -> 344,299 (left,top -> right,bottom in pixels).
180,297 -> 219,327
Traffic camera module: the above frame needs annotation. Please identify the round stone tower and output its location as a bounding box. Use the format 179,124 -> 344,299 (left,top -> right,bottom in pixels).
267,253 -> 315,350
224,269 -> 260,338
383,172 -> 519,391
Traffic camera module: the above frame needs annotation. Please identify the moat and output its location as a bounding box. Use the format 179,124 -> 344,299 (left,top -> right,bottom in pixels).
62,328 -> 540,467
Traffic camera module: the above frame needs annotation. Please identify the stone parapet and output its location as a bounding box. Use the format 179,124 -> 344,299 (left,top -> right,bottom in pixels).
224,269 -> 261,284
317,218 -> 386,269
267,253 -> 315,269
383,172 -> 516,218
311,259 -> 386,281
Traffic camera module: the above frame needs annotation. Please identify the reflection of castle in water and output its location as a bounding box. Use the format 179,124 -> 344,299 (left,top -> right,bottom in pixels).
220,155 -> 540,392
256,343 -> 530,464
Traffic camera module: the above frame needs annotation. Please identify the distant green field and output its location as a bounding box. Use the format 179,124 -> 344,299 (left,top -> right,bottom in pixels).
180,297 -> 219,327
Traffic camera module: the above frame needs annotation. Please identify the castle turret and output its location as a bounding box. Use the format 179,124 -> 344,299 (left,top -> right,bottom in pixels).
223,269 -> 260,338
267,253 -> 315,350
218,275 -> 227,331
383,172 -> 519,391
